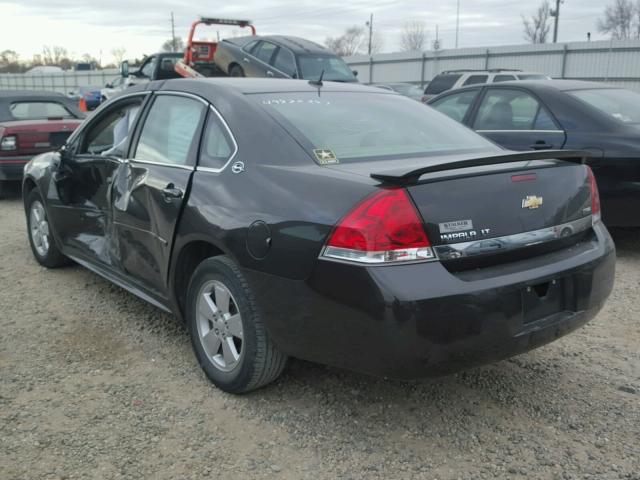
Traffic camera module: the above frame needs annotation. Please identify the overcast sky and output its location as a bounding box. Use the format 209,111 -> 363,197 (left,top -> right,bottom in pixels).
0,0 -> 609,64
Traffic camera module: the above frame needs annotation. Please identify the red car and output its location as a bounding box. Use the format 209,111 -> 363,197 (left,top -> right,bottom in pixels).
0,91 -> 84,197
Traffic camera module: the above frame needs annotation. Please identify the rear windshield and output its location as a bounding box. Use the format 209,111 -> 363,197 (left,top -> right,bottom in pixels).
568,88 -> 640,124
297,55 -> 356,82
253,92 -> 497,162
425,74 -> 462,95
10,101 -> 75,120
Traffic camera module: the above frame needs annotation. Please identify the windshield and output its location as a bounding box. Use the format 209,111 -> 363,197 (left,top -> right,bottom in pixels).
569,88 -> 640,124
253,92 -> 498,162
297,55 -> 356,82
425,74 -> 462,95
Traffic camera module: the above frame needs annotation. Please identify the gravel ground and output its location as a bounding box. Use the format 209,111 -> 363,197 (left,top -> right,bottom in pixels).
1,193 -> 639,480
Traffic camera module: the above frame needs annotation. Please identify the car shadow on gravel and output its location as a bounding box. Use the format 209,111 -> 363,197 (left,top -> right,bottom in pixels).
608,227 -> 640,257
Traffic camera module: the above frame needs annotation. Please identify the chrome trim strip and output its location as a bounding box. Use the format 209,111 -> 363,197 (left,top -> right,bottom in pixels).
433,215 -> 593,261
195,105 -> 239,174
155,90 -> 209,105
476,130 -> 565,134
128,158 -> 194,170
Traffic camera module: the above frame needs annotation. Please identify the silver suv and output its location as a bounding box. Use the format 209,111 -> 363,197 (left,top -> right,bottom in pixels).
422,69 -> 550,102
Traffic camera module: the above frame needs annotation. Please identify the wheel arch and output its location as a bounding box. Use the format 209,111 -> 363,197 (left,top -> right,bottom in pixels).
170,238 -> 227,319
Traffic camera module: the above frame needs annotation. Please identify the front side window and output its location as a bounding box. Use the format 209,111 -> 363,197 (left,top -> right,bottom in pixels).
10,101 -> 74,120
140,56 -> 157,78
254,92 -> 497,162
297,55 -> 356,82
430,89 -> 479,123
133,95 -> 205,166
463,75 -> 488,86
473,89 -> 557,131
568,88 -> 640,124
82,98 -> 143,155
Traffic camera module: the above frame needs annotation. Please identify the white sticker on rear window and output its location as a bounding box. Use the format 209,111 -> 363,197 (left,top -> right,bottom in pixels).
439,219 -> 473,233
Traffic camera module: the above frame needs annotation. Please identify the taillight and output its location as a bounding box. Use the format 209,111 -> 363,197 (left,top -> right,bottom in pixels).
0,135 -> 17,151
587,166 -> 601,224
322,188 -> 436,264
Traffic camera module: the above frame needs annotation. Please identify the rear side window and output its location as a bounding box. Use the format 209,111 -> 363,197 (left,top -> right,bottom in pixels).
473,89 -> 557,131
273,48 -> 297,77
517,74 -> 548,80
463,75 -> 488,86
493,75 -> 517,82
425,74 -> 463,95
430,90 -> 479,122
199,110 -> 235,170
134,95 -> 205,166
10,101 -> 74,120
254,42 -> 277,64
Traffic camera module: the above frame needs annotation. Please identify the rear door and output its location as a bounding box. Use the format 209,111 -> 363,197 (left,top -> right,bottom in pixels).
471,87 -> 566,150
111,92 -> 207,296
250,41 -> 279,77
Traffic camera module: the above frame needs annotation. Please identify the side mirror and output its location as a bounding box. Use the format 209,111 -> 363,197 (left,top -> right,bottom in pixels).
120,60 -> 129,78
352,70 -> 358,77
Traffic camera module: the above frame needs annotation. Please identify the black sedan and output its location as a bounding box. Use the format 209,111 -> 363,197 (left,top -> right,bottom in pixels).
23,78 -> 614,393
213,35 -> 358,82
428,80 -> 640,227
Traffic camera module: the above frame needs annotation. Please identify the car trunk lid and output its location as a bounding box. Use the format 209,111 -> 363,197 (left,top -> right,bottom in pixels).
0,119 -> 82,156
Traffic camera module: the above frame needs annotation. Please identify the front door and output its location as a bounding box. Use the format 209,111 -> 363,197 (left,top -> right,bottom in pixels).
111,92 -> 207,296
50,94 -> 146,267
472,87 -> 566,151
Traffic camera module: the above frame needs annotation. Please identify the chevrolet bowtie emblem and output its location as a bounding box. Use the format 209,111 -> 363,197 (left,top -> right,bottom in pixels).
522,195 -> 543,209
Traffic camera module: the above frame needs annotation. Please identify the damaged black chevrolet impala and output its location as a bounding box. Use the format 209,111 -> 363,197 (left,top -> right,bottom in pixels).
22,78 -> 615,393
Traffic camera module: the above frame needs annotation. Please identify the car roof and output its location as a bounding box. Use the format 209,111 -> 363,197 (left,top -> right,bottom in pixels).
161,77 -> 377,95
229,35 -> 329,54
0,90 -> 67,99
430,79 -> 619,99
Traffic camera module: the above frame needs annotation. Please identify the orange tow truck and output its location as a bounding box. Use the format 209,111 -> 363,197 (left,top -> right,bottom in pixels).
175,17 -> 256,78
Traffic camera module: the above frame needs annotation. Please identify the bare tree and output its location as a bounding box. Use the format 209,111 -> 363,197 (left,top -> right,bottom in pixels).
161,37 -> 184,53
400,21 -> 427,51
41,46 -> 69,65
111,47 -> 127,65
325,27 -> 366,56
370,32 -> 384,54
522,1 -> 552,43
598,0 -> 636,38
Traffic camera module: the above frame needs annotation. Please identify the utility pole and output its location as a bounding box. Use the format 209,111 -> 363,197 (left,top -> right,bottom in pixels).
170,12 -> 177,52
366,13 -> 373,55
455,0 -> 460,48
551,0 -> 562,43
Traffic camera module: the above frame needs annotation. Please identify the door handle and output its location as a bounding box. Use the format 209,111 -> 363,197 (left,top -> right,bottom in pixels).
243,57 -> 250,63
266,70 -> 274,77
161,184 -> 183,202
530,141 -> 553,150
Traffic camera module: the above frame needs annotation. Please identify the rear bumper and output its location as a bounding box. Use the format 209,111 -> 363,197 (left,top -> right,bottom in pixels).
0,156 -> 30,181
245,222 -> 615,378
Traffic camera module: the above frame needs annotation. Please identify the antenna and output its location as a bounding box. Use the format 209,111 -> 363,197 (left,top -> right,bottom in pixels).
308,69 -> 325,87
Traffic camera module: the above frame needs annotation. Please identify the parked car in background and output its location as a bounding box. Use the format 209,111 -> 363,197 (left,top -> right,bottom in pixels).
22,79 -> 613,394
422,69 -> 550,102
74,62 -> 96,71
119,52 -> 183,83
101,76 -> 130,102
372,82 -> 424,101
67,86 -> 102,111
0,90 -> 83,197
214,35 -> 358,82
428,79 -> 640,226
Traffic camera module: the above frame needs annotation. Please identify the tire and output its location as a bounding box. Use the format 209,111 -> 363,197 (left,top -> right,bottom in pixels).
186,256 -> 287,393
229,64 -> 245,77
25,189 -> 68,268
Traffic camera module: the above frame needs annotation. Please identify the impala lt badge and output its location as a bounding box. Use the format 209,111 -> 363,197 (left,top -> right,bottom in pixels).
522,195 -> 543,210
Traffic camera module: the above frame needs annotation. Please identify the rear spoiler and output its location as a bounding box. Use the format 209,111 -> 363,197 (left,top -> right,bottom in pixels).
370,150 -> 592,185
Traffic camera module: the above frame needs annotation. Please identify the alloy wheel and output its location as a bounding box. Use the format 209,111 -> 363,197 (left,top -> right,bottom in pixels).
196,280 -> 244,372
30,200 -> 50,257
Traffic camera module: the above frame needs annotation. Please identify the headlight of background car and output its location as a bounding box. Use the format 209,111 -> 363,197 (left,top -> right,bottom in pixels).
1,135 -> 17,151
